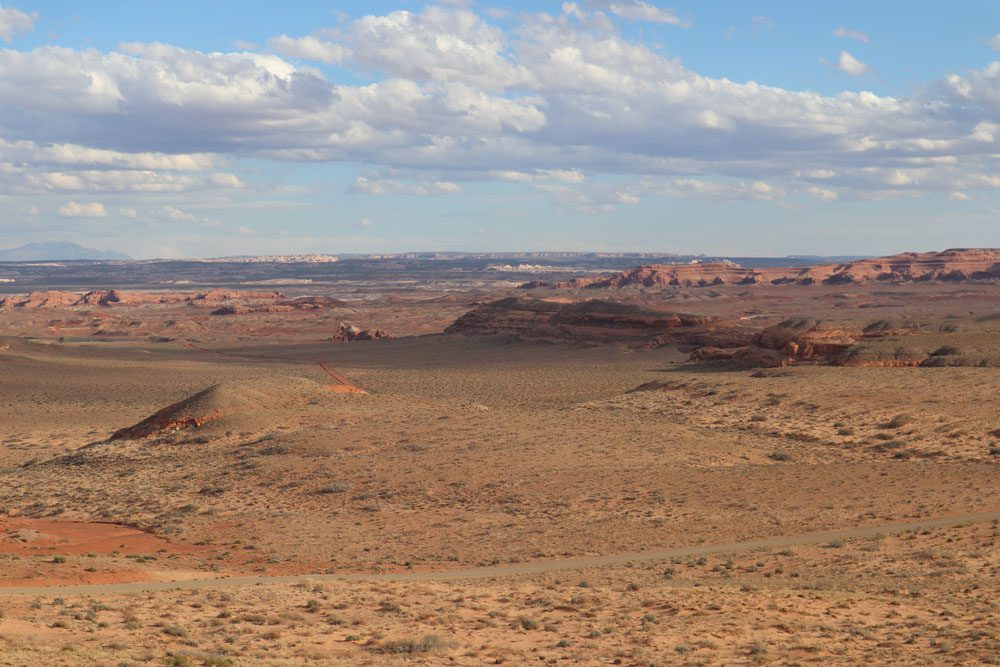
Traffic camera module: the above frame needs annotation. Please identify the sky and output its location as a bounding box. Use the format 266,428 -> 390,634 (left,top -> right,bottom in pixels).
0,1 -> 999,259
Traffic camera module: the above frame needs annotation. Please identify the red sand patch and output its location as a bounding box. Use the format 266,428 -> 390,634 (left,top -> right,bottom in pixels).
0,518 -> 201,556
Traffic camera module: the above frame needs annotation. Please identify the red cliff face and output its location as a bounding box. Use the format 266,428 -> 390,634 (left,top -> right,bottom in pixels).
2,291 -> 81,309
692,318 -> 923,367
522,249 -> 1000,290
4,289 -> 287,309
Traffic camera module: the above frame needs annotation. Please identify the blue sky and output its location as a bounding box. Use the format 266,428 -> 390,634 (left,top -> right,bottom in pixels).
1,1 -> 998,258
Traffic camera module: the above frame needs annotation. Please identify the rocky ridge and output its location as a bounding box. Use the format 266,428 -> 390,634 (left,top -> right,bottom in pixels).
1,289 -> 284,310
445,297 -> 751,348
521,249 -> 1000,290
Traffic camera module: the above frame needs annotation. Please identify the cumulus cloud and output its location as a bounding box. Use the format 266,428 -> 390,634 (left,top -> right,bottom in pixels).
836,50 -> 869,76
57,201 -> 107,218
0,5 -> 35,42
833,27 -> 870,43
0,6 -> 998,212
346,7 -> 534,90
267,35 -> 351,64
585,1 -> 690,27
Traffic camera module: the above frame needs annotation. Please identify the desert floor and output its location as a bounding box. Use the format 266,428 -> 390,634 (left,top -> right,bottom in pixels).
0,280 -> 998,665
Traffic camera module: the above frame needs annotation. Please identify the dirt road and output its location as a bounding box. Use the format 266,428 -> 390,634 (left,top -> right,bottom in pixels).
0,509 -> 996,596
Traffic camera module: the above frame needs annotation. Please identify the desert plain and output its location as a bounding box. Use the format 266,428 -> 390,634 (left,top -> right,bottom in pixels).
0,250 -> 998,666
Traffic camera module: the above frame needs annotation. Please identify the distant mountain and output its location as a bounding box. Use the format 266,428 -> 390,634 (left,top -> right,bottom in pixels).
0,241 -> 132,261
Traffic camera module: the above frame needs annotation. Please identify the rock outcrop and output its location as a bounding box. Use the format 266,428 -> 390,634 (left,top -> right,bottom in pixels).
445,297 -> 750,349
5,289 -> 286,309
692,318 -> 922,367
330,322 -> 393,342
1,291 -> 80,309
522,249 -> 1000,290
210,296 -> 348,316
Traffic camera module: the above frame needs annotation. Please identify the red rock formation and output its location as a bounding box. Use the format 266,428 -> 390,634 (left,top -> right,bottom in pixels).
523,249 -> 1000,290
692,318 -> 921,367
5,289 -> 288,309
209,296 -> 345,316
330,322 -> 393,341
8,291 -> 81,308
191,289 -> 284,302
446,297 -> 751,349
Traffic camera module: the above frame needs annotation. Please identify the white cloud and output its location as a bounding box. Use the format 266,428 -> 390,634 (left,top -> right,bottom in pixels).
162,205 -> 197,222
806,186 -> 838,201
833,27 -> 870,43
0,6 -> 997,210
347,7 -> 534,90
492,169 -> 586,183
0,5 -> 35,42
207,172 -> 245,188
587,1 -> 690,27
57,201 -> 107,218
267,35 -> 351,64
360,217 -> 374,227
0,139 -> 219,171
991,33 -> 1000,50
352,176 -> 462,196
836,50 -> 869,76
751,16 -> 774,33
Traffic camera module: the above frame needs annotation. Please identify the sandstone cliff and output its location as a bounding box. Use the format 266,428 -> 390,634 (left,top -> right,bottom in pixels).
522,249 -> 1000,290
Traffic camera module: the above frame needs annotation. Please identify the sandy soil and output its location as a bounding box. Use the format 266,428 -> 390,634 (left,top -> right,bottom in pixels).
0,279 -> 998,665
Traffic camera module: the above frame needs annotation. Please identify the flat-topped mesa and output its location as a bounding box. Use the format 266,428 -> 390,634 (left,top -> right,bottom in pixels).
522,248 -> 1000,290
823,248 -> 1000,284
210,296 -> 350,316
3,289 -> 288,309
1,290 -> 80,309
446,297 -> 750,348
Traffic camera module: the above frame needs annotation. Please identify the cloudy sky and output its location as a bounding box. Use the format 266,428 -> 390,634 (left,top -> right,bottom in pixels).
1,1 -> 998,258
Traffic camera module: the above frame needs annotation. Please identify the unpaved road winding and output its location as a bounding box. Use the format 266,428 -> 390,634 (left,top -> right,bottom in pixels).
1,510 -> 997,596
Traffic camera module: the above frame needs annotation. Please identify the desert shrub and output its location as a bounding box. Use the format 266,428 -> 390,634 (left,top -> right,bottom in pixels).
202,657 -> 235,667
880,414 -> 913,429
380,635 -> 447,654
162,624 -> 188,637
768,450 -> 792,462
870,440 -> 906,453
317,483 -> 348,494
517,616 -> 539,630
377,600 -> 402,614
930,345 -> 960,356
